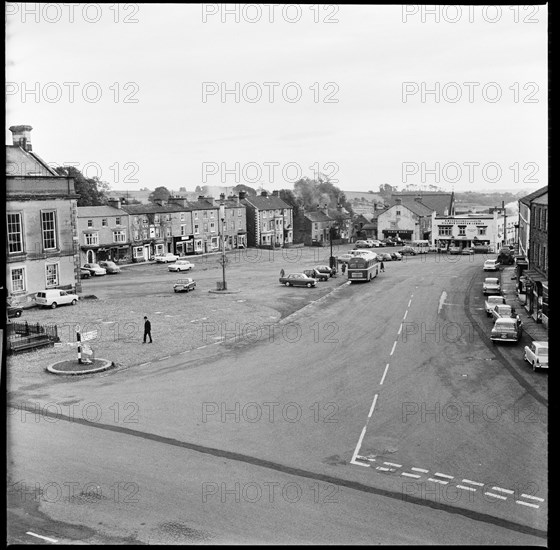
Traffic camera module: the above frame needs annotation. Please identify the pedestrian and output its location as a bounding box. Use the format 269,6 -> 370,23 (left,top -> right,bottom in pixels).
380,261 -> 385,272
143,316 -> 152,343
341,262 -> 346,275
280,268 -> 285,278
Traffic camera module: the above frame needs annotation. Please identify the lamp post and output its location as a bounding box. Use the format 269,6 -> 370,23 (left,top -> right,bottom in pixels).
219,203 -> 227,290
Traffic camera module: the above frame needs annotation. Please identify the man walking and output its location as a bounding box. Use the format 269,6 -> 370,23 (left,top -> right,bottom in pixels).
380,260 -> 385,272
143,316 -> 152,343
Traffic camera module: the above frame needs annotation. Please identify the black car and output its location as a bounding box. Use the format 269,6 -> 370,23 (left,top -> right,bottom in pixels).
7,304 -> 23,318
304,268 -> 329,282
80,267 -> 92,279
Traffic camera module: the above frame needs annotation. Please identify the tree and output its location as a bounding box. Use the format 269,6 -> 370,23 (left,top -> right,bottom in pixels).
54,165 -> 108,206
148,186 -> 171,203
233,184 -> 257,196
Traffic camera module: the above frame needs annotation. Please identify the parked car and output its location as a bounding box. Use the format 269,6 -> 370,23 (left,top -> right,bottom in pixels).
448,246 -> 462,255
82,263 -> 107,276
7,303 -> 23,318
484,295 -> 506,317
483,259 -> 500,271
490,304 -> 520,322
461,247 -> 475,255
279,273 -> 318,288
378,253 -> 392,261
368,239 -> 382,247
337,252 -> 354,264
490,317 -> 523,343
35,289 -> 79,309
314,265 -> 336,277
80,267 -> 91,279
472,244 -> 490,254
355,240 -> 372,248
304,268 -> 329,282
399,246 -> 416,256
173,278 -> 197,293
524,341 -> 548,371
390,252 -> 402,261
154,253 -> 179,263
168,260 -> 195,272
497,248 -> 515,265
483,277 -> 501,295
382,238 -> 396,246
99,260 -> 121,274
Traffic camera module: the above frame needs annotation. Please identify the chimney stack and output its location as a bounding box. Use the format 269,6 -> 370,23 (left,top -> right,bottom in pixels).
107,198 -> 121,209
219,192 -> 226,201
239,191 -> 247,200
261,190 -> 268,197
9,125 -> 33,151
415,196 -> 423,203
395,197 -> 402,205
272,190 -> 279,197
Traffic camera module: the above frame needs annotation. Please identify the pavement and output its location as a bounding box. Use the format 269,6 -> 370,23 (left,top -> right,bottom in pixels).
501,265 -> 548,342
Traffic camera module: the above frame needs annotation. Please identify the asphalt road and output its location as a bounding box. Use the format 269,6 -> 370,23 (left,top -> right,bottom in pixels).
7,252 -> 547,544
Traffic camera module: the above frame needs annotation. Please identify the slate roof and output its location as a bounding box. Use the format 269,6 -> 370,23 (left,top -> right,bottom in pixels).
6,145 -> 59,176
519,186 -> 548,206
77,205 -> 129,217
391,192 -> 453,216
241,195 -> 291,210
304,211 -> 334,223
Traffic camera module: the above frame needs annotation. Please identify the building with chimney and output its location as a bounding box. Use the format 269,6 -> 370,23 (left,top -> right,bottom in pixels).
240,190 -> 293,247
6,125 -> 81,304
76,199 -> 131,264
377,197 -> 434,242
302,206 -> 335,246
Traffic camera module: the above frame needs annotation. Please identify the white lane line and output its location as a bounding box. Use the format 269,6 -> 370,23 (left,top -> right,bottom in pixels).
376,466 -> 394,472
390,342 -> 397,356
160,355 -> 170,360
434,472 -> 454,480
367,394 -> 379,419
27,532 -> 58,543
379,364 -> 390,385
411,467 -> 429,473
456,485 -> 477,492
462,479 -> 484,487
438,291 -> 447,314
491,486 -> 514,495
516,500 -> 540,509
428,478 -> 448,485
408,299 -> 412,307
357,455 -> 376,463
484,492 -> 507,500
521,494 -> 545,502
350,394 -> 378,465
403,310 -> 408,320
350,459 -> 370,467
383,462 -> 402,468
397,323 -> 403,335
402,472 -> 421,479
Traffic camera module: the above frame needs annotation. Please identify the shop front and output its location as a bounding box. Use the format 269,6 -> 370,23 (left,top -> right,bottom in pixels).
523,269 -> 548,324
174,235 -> 194,256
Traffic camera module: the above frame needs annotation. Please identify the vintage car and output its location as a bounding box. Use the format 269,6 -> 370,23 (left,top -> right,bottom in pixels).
490,317 -> 523,343
7,303 -> 23,318
483,259 -> 500,271
398,246 -> 417,256
523,341 -> 548,371
484,295 -> 506,317
168,260 -> 195,272
448,246 -> 462,255
303,268 -> 329,282
82,263 -> 107,276
173,278 -> 197,293
355,240 -> 372,248
490,304 -> 520,322
461,247 -> 475,255
35,289 -> 79,309
482,277 -> 501,295
279,273 -> 318,288
154,252 -> 179,263
99,260 -> 121,274
314,265 -> 336,277
80,267 -> 92,279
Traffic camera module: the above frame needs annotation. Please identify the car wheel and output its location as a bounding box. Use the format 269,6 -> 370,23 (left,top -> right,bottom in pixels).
71,299 -> 77,305
14,310 -> 22,317
306,282 -> 312,288
285,282 -> 291,287
51,302 -> 57,309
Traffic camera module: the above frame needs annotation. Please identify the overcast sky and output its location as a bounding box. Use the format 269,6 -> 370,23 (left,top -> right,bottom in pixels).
6,3 -> 548,194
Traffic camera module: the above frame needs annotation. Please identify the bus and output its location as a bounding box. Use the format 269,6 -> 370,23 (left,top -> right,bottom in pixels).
410,240 -> 430,254
347,252 -> 379,282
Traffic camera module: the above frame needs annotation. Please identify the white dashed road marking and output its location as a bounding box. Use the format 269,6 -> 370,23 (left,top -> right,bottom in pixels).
390,342 -> 397,356
516,500 -> 540,509
402,472 -> 421,479
383,462 -> 402,468
462,479 -> 484,487
434,472 -> 454,480
379,364 -> 390,385
428,478 -> 448,485
485,492 -> 507,500
521,494 -> 544,502
411,467 -> 429,474
492,486 -> 514,495
456,485 -> 477,492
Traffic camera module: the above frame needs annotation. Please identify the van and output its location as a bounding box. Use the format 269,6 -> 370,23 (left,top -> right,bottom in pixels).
35,289 -> 79,309
410,240 -> 430,254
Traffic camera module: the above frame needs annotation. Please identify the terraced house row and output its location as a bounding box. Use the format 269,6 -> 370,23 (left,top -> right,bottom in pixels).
6,125 -> 294,304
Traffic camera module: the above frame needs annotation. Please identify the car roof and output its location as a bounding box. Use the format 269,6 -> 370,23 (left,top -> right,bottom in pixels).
484,278 -> 499,282
494,318 -> 517,325
487,296 -> 504,301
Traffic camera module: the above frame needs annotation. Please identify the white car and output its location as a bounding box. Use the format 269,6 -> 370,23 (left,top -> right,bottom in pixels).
482,277 -> 501,295
168,260 -> 194,272
524,341 -> 548,371
483,259 -> 500,271
484,295 -> 506,317
35,289 -> 79,309
368,240 -> 382,247
82,263 -> 107,276
154,253 -> 179,263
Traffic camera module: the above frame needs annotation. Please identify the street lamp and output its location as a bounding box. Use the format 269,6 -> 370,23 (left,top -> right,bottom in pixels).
329,223 -> 338,272
219,203 -> 227,290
